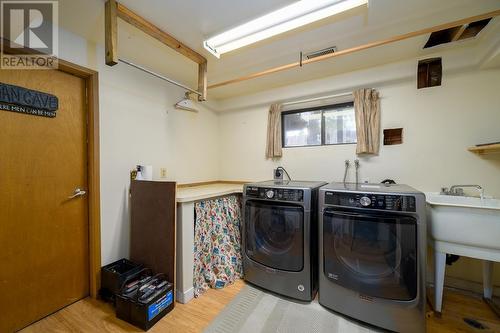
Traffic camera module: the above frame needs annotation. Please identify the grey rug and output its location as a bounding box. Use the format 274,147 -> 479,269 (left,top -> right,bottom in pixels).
204,285 -> 381,333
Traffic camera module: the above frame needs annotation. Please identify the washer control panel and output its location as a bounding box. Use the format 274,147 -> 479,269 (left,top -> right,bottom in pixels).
325,191 -> 416,212
246,186 -> 304,202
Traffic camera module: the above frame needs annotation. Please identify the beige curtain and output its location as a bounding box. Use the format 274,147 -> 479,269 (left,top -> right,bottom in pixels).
353,89 -> 380,155
265,103 -> 283,159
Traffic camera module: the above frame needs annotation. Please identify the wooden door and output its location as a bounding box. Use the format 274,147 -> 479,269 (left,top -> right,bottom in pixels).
0,69 -> 89,332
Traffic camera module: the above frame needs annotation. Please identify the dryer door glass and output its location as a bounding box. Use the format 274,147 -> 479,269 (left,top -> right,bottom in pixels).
245,201 -> 304,271
323,209 -> 417,301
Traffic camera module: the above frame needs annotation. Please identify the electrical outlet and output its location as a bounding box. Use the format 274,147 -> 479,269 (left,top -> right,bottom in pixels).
160,168 -> 167,179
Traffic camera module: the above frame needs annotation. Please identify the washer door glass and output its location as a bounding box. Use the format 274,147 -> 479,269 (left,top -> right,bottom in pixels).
323,208 -> 417,301
245,200 -> 304,271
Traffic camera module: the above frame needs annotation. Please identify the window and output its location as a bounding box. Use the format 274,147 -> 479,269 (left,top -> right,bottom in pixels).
282,102 -> 356,147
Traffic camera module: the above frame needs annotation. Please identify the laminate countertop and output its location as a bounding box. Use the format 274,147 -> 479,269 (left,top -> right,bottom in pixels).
176,183 -> 244,203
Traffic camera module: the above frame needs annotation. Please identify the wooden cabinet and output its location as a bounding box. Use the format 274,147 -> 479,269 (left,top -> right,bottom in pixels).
130,180 -> 177,292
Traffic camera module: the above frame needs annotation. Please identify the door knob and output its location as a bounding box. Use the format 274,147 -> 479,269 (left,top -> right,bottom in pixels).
68,188 -> 87,199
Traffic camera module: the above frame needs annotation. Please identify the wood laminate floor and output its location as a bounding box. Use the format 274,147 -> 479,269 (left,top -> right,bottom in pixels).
21,280 -> 500,333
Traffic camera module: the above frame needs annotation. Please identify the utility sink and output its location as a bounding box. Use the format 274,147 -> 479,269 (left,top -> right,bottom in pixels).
425,192 -> 500,314
426,193 -> 500,257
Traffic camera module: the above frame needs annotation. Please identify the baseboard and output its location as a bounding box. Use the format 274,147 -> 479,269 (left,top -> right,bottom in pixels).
427,276 -> 500,297
176,287 -> 194,304
445,276 -> 500,297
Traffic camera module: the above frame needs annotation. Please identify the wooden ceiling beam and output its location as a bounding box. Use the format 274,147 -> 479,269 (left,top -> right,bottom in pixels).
197,61 -> 208,101
104,0 -> 118,66
451,24 -> 468,42
208,9 -> 500,90
104,1 -> 208,100
116,2 -> 206,65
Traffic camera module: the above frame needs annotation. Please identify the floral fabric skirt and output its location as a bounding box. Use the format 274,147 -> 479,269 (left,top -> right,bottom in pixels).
193,195 -> 243,297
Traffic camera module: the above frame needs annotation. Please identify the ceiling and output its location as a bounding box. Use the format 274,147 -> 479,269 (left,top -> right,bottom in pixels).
59,0 -> 500,100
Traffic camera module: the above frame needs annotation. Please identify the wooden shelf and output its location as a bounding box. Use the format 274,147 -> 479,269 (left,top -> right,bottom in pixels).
468,143 -> 500,155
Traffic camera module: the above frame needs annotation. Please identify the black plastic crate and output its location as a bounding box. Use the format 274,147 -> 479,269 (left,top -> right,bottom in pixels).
100,258 -> 143,302
116,274 -> 174,331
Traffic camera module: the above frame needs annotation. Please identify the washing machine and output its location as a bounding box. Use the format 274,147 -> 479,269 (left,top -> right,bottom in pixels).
319,182 -> 426,333
242,180 -> 326,301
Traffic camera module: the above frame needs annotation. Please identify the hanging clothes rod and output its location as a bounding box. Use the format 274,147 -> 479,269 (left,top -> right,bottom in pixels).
118,58 -> 202,96
281,92 -> 352,106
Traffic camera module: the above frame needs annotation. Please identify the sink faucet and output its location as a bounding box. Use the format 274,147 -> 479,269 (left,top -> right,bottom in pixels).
441,185 -> 484,199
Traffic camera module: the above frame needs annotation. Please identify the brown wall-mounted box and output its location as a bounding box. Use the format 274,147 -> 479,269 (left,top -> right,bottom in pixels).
417,58 -> 442,89
384,128 -> 403,145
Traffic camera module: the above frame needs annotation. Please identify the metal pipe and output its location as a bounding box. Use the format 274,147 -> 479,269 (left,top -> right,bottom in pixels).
354,159 -> 360,184
343,160 -> 350,186
282,92 -> 352,106
118,58 -> 201,96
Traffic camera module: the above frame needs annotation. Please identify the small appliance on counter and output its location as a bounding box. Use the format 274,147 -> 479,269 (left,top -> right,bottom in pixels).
318,182 -> 426,333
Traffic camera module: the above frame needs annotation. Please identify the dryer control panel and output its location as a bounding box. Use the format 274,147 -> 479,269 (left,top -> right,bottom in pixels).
325,191 -> 416,212
246,186 -> 304,202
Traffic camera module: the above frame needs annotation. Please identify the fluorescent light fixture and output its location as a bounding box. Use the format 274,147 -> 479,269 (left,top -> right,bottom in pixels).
203,0 -> 368,58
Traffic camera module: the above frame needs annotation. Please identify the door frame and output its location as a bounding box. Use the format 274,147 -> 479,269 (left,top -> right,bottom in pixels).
60,59 -> 101,299
1,40 -> 102,298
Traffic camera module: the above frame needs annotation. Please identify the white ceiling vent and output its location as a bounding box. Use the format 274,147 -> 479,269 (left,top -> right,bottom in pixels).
303,46 -> 337,60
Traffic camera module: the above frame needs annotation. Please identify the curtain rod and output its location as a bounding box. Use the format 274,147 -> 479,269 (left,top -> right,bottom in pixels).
118,58 -> 202,96
281,92 -> 352,106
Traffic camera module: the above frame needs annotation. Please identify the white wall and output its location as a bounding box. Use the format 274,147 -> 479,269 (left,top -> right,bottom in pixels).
218,67 -> 500,196
59,29 -> 220,265
98,65 -> 219,264
217,62 -> 500,287
57,25 -> 500,287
